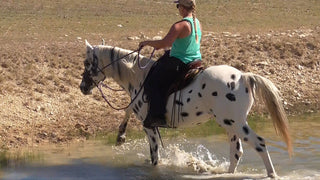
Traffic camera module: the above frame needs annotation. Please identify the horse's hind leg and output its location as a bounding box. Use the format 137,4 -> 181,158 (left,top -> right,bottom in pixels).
227,133 -> 243,173
235,123 -> 276,177
116,111 -> 130,146
144,127 -> 160,166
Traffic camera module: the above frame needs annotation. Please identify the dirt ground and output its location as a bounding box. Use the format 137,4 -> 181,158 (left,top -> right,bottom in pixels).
0,26 -> 319,149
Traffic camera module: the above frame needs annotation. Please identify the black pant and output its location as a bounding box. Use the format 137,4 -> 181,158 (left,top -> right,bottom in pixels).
144,51 -> 189,117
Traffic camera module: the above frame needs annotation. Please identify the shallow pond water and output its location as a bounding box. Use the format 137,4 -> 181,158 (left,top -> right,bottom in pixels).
0,113 -> 319,180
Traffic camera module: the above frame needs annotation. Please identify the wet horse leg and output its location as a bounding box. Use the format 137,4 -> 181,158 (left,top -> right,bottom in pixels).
216,118 -> 244,174
235,123 -> 276,177
144,127 -> 160,165
228,133 -> 243,173
217,115 -> 276,177
116,111 -> 130,146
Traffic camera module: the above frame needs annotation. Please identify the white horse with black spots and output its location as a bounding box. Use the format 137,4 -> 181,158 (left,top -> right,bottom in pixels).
80,40 -> 292,178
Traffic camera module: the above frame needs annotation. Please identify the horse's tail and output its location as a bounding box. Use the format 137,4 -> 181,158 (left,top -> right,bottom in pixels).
242,73 -> 293,156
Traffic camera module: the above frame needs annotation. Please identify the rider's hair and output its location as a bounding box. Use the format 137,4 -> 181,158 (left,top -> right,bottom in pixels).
181,4 -> 198,43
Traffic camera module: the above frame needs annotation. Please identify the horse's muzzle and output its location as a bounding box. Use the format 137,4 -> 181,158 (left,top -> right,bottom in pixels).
80,82 -> 93,95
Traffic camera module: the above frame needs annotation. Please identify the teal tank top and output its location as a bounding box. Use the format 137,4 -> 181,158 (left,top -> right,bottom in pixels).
170,17 -> 202,64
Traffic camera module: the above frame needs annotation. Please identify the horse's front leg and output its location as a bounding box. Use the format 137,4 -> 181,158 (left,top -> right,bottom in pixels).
116,110 -> 130,146
144,127 -> 160,166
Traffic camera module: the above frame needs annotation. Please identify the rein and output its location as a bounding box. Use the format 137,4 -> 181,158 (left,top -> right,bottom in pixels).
96,46 -> 154,74
94,46 -> 155,110
96,82 -> 129,110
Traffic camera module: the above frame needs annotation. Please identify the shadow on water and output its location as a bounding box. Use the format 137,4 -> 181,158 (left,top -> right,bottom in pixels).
0,113 -> 319,180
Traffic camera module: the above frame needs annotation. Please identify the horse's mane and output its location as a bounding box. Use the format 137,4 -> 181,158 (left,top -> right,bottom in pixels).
97,45 -> 154,68
96,45 -> 155,84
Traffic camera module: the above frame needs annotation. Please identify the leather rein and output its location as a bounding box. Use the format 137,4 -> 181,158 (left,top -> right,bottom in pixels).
92,46 -> 155,110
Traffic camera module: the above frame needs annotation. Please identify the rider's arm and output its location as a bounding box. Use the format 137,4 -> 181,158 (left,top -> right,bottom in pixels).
139,22 -> 186,50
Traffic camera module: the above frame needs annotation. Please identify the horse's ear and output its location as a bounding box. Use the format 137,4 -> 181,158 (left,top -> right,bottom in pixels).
85,39 -> 93,50
101,38 -> 105,45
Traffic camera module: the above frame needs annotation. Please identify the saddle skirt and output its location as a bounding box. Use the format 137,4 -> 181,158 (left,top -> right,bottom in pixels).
167,60 -> 204,97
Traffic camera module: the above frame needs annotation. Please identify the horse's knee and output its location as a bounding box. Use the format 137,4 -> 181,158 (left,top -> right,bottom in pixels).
116,114 -> 130,146
118,120 -> 128,135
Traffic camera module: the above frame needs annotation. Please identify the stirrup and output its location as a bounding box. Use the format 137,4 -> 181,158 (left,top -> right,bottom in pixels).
143,115 -> 169,128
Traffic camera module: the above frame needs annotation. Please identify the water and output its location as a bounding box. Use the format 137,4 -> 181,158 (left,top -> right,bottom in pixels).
0,113 -> 319,180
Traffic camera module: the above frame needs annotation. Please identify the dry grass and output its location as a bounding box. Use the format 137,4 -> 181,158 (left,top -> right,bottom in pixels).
1,0 -> 320,42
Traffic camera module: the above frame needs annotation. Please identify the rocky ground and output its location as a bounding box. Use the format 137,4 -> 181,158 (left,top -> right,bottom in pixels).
0,26 -> 319,149
200,27 -> 320,114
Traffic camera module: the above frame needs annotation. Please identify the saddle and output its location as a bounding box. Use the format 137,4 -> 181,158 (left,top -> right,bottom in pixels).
164,60 -> 204,127
167,60 -> 204,97
143,58 -> 204,120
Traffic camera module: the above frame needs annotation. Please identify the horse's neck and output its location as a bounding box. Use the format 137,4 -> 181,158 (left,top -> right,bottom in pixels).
99,46 -> 154,93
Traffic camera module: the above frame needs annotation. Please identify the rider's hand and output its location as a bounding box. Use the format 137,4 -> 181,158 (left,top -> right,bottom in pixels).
139,41 -> 148,50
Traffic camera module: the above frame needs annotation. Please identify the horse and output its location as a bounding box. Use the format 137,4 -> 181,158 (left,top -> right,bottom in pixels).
80,40 -> 292,178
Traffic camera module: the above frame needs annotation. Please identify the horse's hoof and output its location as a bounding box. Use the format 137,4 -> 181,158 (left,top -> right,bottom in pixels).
116,136 -> 126,146
267,172 -> 277,178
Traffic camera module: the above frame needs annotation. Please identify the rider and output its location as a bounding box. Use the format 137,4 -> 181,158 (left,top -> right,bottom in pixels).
139,0 -> 202,128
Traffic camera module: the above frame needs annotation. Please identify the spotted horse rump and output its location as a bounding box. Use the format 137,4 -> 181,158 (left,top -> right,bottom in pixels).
80,40 -> 292,178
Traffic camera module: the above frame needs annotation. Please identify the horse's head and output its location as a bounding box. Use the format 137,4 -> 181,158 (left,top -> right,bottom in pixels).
80,40 -> 106,95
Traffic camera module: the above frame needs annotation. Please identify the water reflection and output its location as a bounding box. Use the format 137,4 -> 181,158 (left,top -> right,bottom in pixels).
0,113 -> 319,180
0,150 -> 41,169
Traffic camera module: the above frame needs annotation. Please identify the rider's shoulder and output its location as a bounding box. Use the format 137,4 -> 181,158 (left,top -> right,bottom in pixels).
172,20 -> 190,29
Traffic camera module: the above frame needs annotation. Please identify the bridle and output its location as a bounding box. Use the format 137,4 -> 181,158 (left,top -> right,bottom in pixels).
84,46 -> 155,110
92,46 -> 155,77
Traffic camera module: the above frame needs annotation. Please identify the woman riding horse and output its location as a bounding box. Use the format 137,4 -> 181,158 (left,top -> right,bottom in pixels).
139,0 -> 202,128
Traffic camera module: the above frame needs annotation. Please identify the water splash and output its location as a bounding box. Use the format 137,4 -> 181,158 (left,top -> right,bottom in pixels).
110,137 -> 320,179
112,138 -> 149,155
159,143 -> 229,174
112,138 -> 230,174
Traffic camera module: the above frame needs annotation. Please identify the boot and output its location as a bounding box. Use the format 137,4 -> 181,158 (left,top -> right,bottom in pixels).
143,113 -> 168,128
